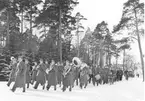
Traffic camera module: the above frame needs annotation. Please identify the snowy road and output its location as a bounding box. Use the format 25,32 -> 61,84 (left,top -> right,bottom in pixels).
0,77 -> 144,101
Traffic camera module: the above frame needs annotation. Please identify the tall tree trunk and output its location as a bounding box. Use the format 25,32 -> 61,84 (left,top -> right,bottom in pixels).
30,3 -> 32,35
93,50 -> 95,66
28,3 -> 33,51
21,10 -> 23,34
116,56 -> 118,69
134,10 -> 144,82
109,55 -> 111,66
87,45 -> 90,64
123,49 -> 125,71
59,8 -> 62,63
6,10 -> 9,49
95,50 -> 97,66
77,27 -> 79,57
106,45 -> 110,66
115,50 -> 118,70
44,24 -> 47,38
105,52 -> 108,66
99,49 -> 103,68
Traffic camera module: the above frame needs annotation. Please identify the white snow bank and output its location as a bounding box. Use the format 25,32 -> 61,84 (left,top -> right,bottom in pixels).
0,77 -> 144,101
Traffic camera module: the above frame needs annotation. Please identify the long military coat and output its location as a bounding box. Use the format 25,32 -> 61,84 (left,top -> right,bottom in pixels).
36,63 -> 47,85
26,64 -> 31,83
9,63 -> 17,81
14,61 -> 27,88
47,64 -> 57,86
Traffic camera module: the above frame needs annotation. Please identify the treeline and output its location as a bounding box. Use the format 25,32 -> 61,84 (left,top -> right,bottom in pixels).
0,0 -> 79,62
0,0 -> 144,81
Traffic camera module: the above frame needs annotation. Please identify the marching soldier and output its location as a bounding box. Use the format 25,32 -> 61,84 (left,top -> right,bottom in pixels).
45,60 -> 49,69
7,57 -> 17,87
46,60 -> 57,91
88,66 -> 93,84
11,56 -> 27,92
62,60 -> 74,92
57,62 -> 63,87
44,60 -> 49,82
34,58 -> 47,89
25,58 -> 31,88
79,65 -> 89,89
31,61 -> 38,85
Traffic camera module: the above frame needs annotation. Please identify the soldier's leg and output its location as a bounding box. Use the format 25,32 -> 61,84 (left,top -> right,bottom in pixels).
46,84 -> 51,91
62,85 -> 66,92
92,76 -> 96,86
96,80 -> 99,86
89,74 -> 92,83
34,81 -> 39,89
11,83 -> 17,92
80,83 -> 82,89
76,78 -> 78,86
31,80 -> 34,85
23,85 -> 26,92
69,86 -> 72,91
84,82 -> 88,88
7,79 -> 12,87
27,83 -> 29,88
54,85 -> 56,91
42,84 -> 45,90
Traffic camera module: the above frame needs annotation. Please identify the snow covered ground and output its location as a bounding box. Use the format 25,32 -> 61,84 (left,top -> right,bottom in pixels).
0,77 -> 144,101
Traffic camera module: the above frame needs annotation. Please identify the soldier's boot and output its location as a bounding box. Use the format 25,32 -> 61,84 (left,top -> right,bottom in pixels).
11,84 -> 16,92
7,80 -> 12,87
34,82 -> 39,89
69,86 -> 72,92
46,85 -> 51,91
43,85 -> 45,90
62,86 -> 66,92
80,83 -> 82,89
31,80 -> 34,85
76,79 -> 78,86
72,82 -> 74,88
89,77 -> 91,84
23,86 -> 26,92
84,83 -> 87,88
54,85 -> 56,91
92,78 -> 96,86
59,83 -> 61,87
27,83 -> 29,88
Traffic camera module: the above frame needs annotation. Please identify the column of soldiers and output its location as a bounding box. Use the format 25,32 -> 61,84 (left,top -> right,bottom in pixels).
7,56 -> 129,93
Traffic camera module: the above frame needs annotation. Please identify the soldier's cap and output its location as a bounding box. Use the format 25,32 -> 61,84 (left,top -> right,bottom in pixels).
40,58 -> 43,61
11,56 -> 15,60
24,57 -> 29,61
18,55 -> 25,59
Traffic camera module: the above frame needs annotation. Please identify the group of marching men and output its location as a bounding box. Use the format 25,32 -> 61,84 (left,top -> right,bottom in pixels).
7,55 -> 130,93
7,56 -> 91,92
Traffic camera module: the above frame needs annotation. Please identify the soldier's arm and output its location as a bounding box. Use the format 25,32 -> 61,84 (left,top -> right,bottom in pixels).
18,63 -> 23,75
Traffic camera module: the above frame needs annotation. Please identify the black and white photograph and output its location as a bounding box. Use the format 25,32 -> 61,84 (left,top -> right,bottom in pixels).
0,0 -> 144,101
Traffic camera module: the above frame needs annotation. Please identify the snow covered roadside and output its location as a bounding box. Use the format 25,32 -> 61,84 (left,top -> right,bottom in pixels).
0,77 -> 144,101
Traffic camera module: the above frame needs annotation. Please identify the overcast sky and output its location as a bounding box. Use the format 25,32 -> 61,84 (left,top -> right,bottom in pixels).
72,0 -> 145,63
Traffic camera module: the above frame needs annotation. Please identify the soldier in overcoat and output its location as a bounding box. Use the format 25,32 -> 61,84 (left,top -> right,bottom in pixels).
46,60 -> 58,91
7,57 -> 17,87
62,60 -> 74,92
31,61 -> 38,85
25,58 -> 31,88
11,56 -> 27,92
79,66 -> 89,89
34,59 -> 47,89
57,62 -> 63,87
